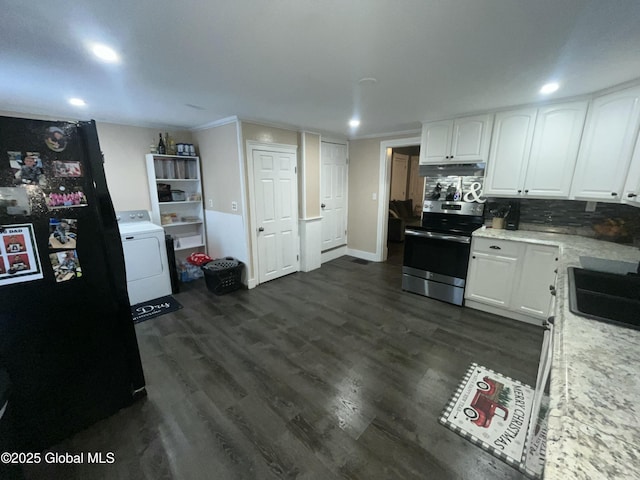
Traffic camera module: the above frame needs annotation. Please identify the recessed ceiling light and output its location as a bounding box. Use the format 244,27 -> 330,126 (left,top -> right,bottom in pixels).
69,98 -> 86,107
349,119 -> 360,128
540,82 -> 559,95
91,43 -> 120,63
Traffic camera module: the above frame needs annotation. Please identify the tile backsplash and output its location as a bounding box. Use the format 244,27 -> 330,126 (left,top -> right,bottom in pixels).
486,198 -> 640,244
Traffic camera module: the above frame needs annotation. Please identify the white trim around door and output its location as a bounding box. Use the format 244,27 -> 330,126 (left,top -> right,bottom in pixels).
376,136 -> 422,262
246,141 -> 299,286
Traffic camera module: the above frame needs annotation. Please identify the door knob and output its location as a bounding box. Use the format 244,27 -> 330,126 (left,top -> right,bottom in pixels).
258,227 -> 264,232
321,203 -> 326,209
628,193 -> 638,198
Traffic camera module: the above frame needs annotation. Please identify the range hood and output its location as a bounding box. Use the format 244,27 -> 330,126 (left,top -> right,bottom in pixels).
419,163 -> 486,177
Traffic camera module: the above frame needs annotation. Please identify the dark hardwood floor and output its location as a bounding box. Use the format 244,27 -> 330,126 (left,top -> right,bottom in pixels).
24,254 -> 543,480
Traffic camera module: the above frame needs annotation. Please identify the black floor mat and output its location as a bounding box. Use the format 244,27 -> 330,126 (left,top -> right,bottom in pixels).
131,295 -> 182,324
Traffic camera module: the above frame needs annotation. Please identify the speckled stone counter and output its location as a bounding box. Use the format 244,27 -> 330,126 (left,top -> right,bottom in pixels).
473,227 -> 640,479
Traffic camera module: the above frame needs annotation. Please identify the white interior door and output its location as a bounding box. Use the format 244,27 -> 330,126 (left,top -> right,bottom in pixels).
321,141 -> 348,251
253,149 -> 299,284
390,152 -> 409,200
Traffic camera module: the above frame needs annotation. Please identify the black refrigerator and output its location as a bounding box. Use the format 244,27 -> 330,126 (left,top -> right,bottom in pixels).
0,115 -> 145,452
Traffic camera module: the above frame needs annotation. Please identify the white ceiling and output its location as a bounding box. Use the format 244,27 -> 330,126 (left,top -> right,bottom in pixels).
1,0 -> 640,138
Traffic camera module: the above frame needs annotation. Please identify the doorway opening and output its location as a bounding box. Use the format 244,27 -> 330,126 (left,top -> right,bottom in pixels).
387,144 -> 422,266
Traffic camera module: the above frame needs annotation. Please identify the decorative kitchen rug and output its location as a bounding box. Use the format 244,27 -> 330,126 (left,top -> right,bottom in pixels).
131,295 -> 182,324
439,363 -> 548,479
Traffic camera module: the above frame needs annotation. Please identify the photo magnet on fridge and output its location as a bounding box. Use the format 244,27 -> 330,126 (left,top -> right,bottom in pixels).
44,126 -> 69,153
0,187 -> 31,215
52,161 -> 83,178
8,150 -> 47,186
0,223 -> 44,286
44,186 -> 87,210
4,233 -> 27,253
49,249 -> 82,283
48,218 -> 78,249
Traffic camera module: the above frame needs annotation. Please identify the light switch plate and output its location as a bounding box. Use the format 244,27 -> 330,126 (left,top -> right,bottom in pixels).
231,201 -> 238,211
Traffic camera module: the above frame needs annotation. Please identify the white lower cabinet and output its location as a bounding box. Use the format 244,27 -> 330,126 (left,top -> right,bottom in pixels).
465,237 -> 558,325
511,244 -> 559,318
466,251 -> 520,308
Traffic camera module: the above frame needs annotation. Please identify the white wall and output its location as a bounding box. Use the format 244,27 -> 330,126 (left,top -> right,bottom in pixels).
96,123 -> 194,211
192,120 -> 251,282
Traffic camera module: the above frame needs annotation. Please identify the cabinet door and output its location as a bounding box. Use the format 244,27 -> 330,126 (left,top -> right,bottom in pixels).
524,101 -> 588,198
420,121 -> 452,164
570,86 -> 640,201
511,244 -> 558,320
484,108 -> 537,197
451,114 -> 493,163
623,133 -> 640,206
465,251 -> 519,308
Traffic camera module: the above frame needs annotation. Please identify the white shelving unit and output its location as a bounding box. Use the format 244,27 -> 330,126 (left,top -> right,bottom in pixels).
145,154 -> 206,259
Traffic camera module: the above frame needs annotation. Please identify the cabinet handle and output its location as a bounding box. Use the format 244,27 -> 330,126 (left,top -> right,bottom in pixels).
549,285 -> 556,296
524,189 -> 529,194
472,255 -> 476,259
628,193 -> 638,198
611,192 -> 618,196
517,189 -> 522,194
258,227 -> 264,232
489,245 -> 501,250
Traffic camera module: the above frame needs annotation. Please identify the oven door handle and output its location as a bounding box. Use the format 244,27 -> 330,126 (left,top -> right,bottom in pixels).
404,229 -> 471,244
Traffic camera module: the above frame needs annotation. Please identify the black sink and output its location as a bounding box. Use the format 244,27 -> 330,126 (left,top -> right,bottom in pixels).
568,267 -> 640,330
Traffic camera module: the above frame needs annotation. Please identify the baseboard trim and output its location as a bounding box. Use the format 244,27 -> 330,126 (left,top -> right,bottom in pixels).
346,248 -> 380,262
464,299 -> 544,326
321,245 -> 347,264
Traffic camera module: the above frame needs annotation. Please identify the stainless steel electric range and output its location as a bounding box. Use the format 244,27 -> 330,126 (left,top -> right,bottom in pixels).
402,200 -> 485,305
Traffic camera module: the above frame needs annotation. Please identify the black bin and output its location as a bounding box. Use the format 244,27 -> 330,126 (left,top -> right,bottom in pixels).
203,257 -> 244,295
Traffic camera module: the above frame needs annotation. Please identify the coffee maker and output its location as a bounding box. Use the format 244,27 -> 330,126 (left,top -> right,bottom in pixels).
505,199 -> 521,230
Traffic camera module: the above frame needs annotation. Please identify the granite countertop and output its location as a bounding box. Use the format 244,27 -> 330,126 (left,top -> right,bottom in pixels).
473,227 -> 640,479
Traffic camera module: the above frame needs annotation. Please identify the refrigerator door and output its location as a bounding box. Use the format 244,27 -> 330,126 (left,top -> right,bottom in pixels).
0,116 -> 145,450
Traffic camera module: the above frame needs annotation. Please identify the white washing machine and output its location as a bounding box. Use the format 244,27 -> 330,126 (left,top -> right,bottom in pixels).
117,210 -> 172,305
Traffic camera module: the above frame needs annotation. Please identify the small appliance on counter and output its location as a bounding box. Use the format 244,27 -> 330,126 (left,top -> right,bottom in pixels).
505,199 -> 521,230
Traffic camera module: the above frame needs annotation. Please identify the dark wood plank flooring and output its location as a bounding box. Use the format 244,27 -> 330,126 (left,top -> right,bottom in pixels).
24,254 -> 543,480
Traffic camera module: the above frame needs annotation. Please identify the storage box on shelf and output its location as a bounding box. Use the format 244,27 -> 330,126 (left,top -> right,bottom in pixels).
145,154 -> 206,274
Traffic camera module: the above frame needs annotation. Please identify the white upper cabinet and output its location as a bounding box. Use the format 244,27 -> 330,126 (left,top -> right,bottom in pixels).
623,133 -> 640,206
420,114 -> 493,164
570,86 -> 640,201
484,108 -> 537,196
484,102 -> 588,198
420,121 -> 452,163
524,101 -> 588,198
